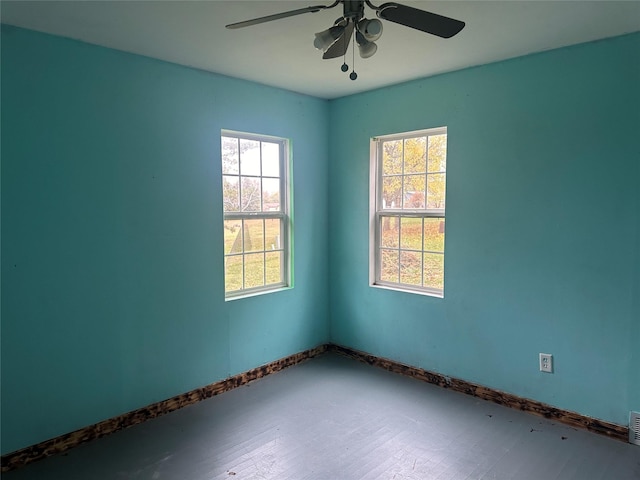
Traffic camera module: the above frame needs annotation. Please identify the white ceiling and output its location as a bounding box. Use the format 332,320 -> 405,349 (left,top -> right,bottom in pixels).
2,1 -> 639,99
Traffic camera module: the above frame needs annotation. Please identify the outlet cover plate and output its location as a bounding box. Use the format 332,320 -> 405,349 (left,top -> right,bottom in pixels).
539,353 -> 553,373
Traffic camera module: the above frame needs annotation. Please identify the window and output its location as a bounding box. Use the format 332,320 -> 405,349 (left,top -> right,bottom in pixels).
370,127 -> 447,297
221,131 -> 290,298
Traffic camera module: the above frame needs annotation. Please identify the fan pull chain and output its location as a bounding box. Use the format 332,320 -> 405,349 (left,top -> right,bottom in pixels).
341,21 -> 350,74
341,46 -> 348,72
337,19 -> 357,80
350,31 -> 357,80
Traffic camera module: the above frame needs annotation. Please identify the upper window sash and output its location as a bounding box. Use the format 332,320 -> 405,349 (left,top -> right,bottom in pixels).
374,133 -> 447,214
221,131 -> 288,216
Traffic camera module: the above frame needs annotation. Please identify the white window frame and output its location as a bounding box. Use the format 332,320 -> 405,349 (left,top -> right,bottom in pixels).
369,127 -> 447,298
221,130 -> 291,299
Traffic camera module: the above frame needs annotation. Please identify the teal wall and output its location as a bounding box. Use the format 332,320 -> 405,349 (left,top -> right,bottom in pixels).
328,32 -> 640,427
2,24 -> 638,456
1,25 -> 330,454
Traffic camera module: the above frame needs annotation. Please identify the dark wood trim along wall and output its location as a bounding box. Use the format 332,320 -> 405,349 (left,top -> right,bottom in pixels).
328,344 -> 629,443
1,343 -> 629,472
0,344 -> 329,473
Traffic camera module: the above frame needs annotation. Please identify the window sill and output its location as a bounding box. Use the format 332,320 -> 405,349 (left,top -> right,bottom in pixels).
370,282 -> 444,299
225,285 -> 292,302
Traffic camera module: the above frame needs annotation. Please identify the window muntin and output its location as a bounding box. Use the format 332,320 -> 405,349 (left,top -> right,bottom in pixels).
222,131 -> 290,298
371,128 -> 447,297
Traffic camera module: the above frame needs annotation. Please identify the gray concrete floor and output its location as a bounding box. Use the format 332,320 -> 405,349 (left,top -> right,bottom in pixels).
4,353 -> 640,479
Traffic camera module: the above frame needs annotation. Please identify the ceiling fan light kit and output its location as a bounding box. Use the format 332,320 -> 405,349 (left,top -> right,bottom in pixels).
357,18 -> 383,41
355,31 -> 377,59
226,0 -> 465,80
313,25 -> 346,51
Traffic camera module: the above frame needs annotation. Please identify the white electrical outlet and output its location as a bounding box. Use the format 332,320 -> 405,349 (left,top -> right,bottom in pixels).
539,353 -> 553,373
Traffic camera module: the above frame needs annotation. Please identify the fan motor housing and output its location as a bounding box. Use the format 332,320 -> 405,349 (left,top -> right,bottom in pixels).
343,1 -> 365,20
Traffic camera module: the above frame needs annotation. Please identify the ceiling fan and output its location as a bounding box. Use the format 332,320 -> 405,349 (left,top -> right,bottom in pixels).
226,1 -> 465,80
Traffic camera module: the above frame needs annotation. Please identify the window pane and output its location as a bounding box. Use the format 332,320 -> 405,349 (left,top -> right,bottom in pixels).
224,220 -> 243,254
380,249 -> 399,283
382,140 -> 403,175
373,128 -> 446,297
424,218 -> 445,252
244,253 -> 264,289
222,132 -> 288,298
403,137 -> 426,174
225,255 -> 243,292
400,217 -> 422,250
262,178 -> 280,211
381,216 -> 399,248
221,137 -> 239,175
400,251 -> 422,286
428,134 -> 447,173
265,251 -> 282,284
240,139 -> 261,176
426,174 -> 446,209
403,174 -> 425,209
223,176 -> 239,212
240,177 -> 261,212
382,176 -> 402,209
423,253 -> 444,290
244,219 -> 264,252
265,218 -> 282,251
262,142 -> 280,177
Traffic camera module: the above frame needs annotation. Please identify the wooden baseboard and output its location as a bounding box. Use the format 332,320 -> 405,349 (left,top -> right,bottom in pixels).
2,342 -> 629,472
328,344 -> 629,443
0,344 -> 328,473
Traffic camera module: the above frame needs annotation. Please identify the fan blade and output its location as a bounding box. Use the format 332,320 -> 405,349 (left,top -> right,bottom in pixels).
376,2 -> 464,38
226,4 -> 334,29
323,21 -> 355,59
